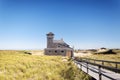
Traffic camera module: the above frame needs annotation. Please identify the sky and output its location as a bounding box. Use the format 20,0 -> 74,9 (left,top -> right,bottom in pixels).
0,0 -> 120,50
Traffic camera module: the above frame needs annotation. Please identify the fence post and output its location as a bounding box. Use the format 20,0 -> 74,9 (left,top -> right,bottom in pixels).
115,63 -> 118,69
102,61 -> 104,65
94,60 -> 95,64
115,63 -> 118,73
80,63 -> 82,69
87,62 -> 88,73
98,66 -> 102,80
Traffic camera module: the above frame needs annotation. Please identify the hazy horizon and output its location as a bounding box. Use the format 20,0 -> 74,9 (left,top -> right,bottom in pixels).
0,0 -> 120,50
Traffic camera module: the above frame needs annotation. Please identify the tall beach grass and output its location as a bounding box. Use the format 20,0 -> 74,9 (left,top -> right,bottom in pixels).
0,50 -> 91,80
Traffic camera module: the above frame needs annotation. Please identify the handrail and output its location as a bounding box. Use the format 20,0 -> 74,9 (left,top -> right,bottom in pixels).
75,57 -> 120,69
80,58 -> 120,64
79,59 -> 120,73
74,60 -> 116,80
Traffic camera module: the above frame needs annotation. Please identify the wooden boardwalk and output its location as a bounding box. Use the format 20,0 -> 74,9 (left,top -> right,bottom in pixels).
73,58 -> 120,80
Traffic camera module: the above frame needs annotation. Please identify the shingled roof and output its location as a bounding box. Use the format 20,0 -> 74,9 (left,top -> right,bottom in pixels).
53,39 -> 70,48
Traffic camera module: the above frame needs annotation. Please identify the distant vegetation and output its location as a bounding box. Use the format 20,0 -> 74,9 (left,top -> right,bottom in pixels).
80,49 -> 120,61
77,49 -> 120,68
0,50 -> 91,80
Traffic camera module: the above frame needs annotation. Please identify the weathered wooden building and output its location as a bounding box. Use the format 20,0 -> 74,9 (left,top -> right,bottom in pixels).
44,32 -> 73,57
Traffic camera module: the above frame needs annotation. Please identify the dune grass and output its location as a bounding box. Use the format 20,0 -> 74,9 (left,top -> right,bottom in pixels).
79,50 -> 120,68
0,50 -> 91,80
82,50 -> 120,61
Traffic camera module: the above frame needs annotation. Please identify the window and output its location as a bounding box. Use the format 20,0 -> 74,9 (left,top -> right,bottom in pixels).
58,46 -> 60,47
55,50 -> 57,53
49,51 -> 51,53
61,51 -> 64,53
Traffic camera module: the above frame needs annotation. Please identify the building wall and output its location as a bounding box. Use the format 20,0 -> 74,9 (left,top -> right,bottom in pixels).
52,43 -> 69,48
47,36 -> 53,48
44,48 -> 73,57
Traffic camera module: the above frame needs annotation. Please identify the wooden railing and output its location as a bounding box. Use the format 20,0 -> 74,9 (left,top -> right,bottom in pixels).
73,57 -> 120,80
75,58 -> 120,73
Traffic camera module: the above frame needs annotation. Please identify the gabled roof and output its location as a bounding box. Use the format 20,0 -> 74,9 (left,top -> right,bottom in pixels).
53,40 -> 70,48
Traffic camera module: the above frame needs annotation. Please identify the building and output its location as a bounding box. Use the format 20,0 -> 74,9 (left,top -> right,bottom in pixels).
44,32 -> 73,57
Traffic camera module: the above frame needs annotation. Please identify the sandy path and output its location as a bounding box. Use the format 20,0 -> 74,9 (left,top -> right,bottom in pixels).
74,52 -> 92,57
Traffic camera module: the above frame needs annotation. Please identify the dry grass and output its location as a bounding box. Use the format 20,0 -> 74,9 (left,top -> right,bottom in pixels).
78,49 -> 120,68
0,50 -> 91,80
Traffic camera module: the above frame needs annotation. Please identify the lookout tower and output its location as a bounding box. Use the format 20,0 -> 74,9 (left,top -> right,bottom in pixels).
47,32 -> 54,48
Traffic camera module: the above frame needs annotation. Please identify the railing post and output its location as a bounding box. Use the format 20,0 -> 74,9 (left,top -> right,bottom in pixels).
115,63 -> 118,69
87,59 -> 89,62
102,61 -> 104,65
115,63 -> 118,73
94,60 -> 95,64
87,61 -> 88,73
98,66 -> 102,80
80,63 -> 82,69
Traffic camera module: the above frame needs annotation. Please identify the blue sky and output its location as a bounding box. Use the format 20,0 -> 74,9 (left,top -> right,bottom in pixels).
0,0 -> 120,50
